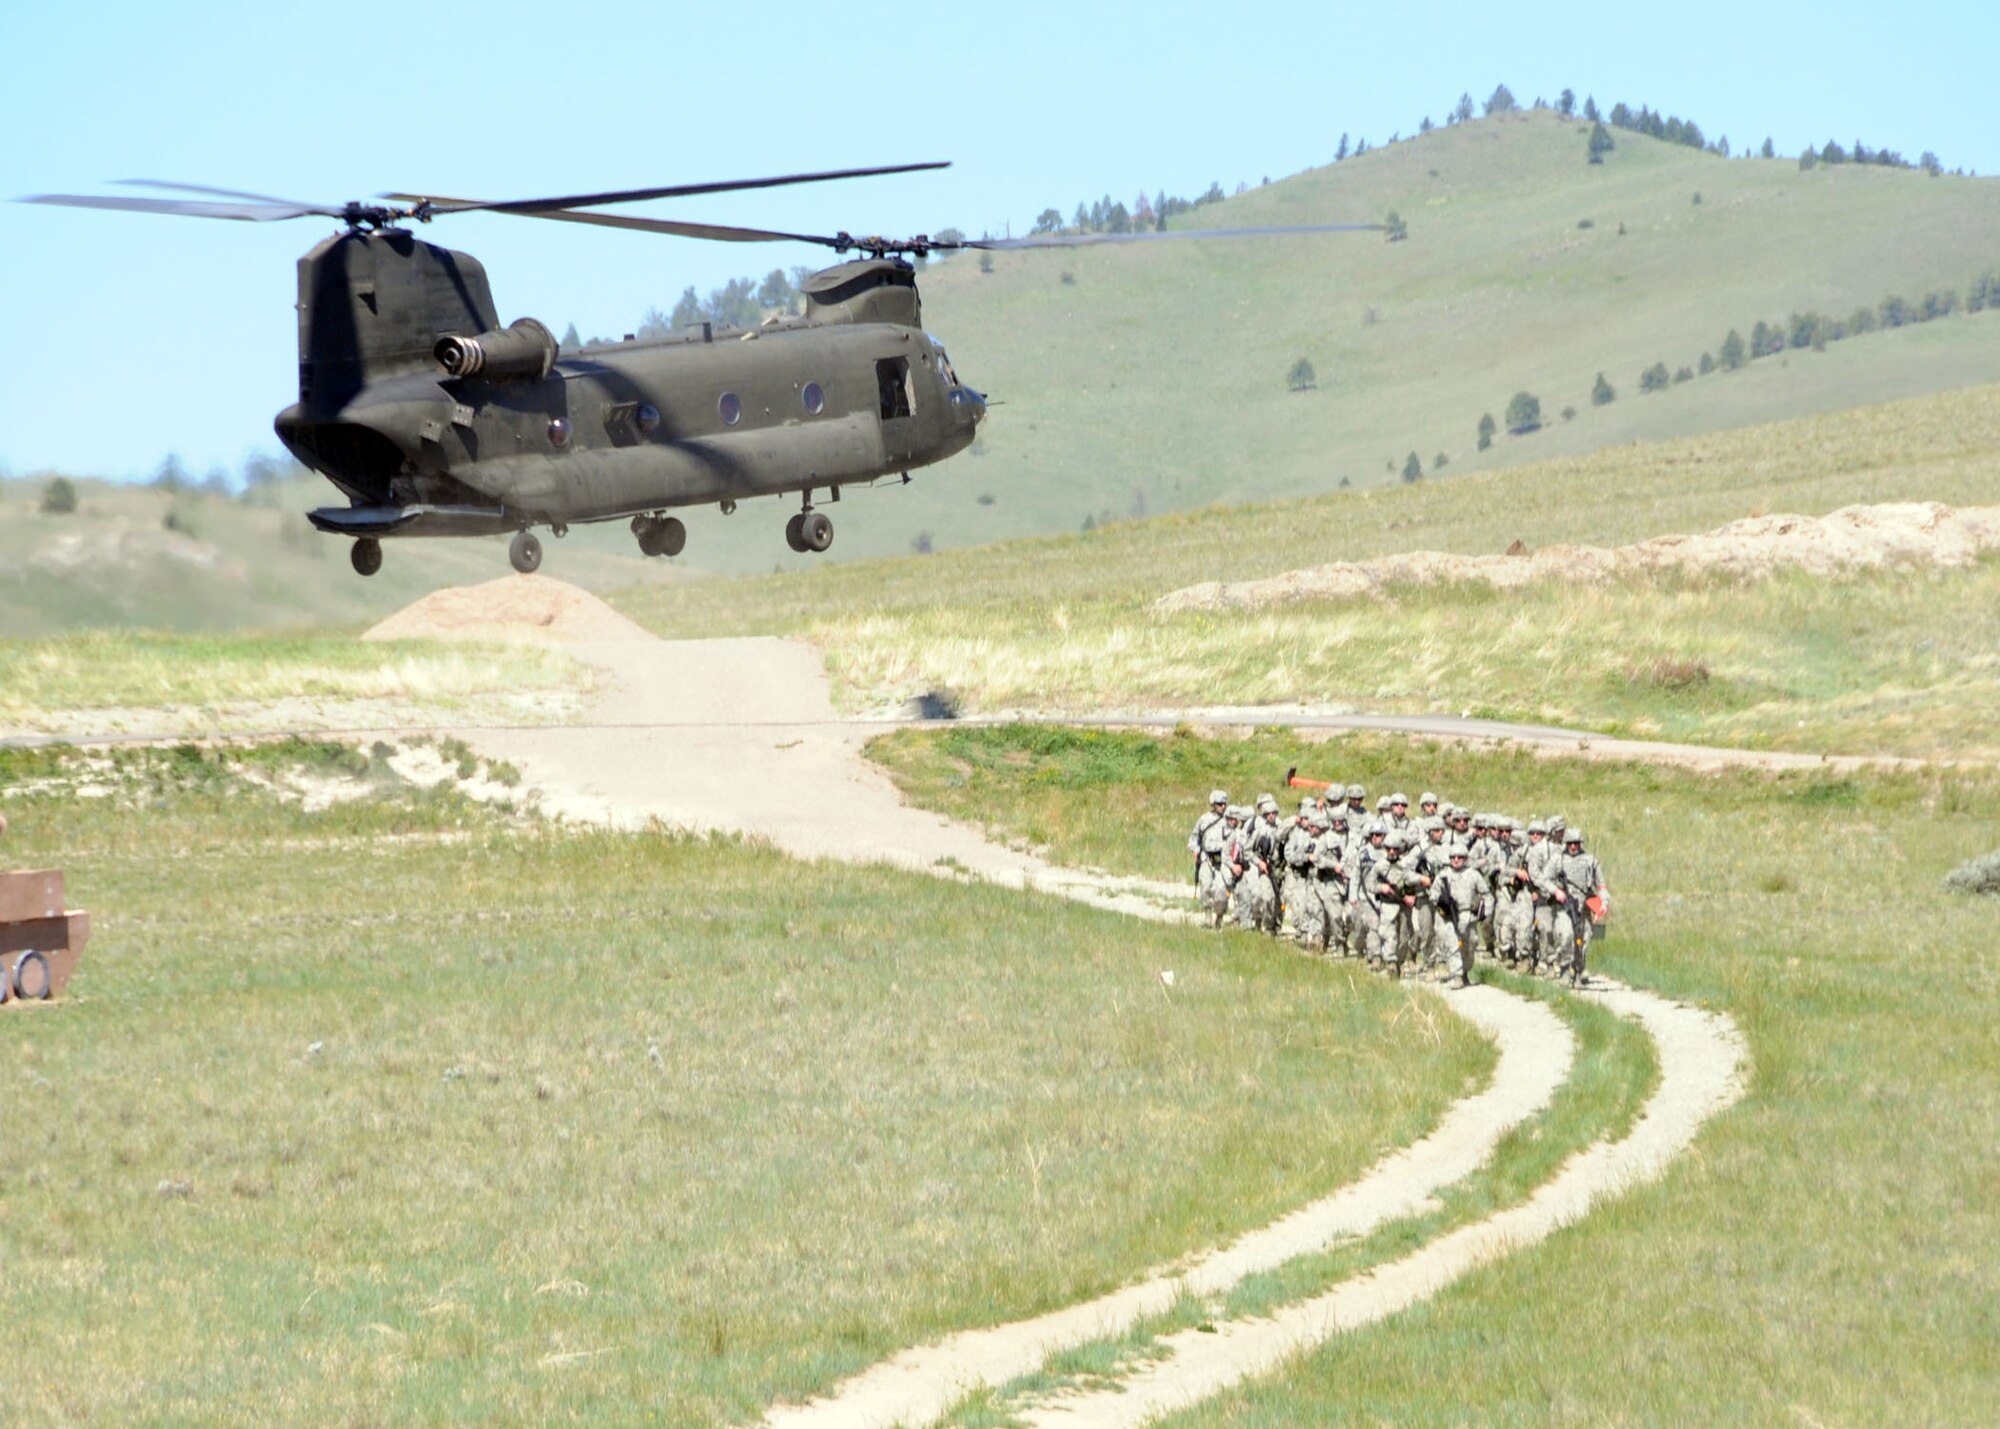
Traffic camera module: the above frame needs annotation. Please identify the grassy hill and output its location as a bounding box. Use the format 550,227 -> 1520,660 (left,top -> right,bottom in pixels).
616,383 -> 2000,760
0,475 -> 687,637
8,107 -> 1998,628
877,108 -> 2000,565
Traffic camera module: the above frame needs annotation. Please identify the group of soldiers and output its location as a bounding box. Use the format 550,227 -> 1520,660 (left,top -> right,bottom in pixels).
1188,785 -> 1610,989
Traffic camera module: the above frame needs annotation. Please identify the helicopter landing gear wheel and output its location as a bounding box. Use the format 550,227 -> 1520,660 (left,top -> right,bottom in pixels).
799,511 -> 834,553
637,516 -> 688,558
509,530 -> 543,574
784,513 -> 808,553
350,537 -> 382,577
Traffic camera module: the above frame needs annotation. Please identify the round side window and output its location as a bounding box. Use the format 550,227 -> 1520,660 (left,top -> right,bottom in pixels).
547,417 -> 570,447
636,403 -> 661,434
802,382 -> 825,415
719,392 -> 742,427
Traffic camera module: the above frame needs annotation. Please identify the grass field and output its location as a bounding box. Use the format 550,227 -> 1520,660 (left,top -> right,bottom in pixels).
869,724 -> 2000,1423
617,385 -> 2000,759
0,630 -> 586,737
0,743 -> 1484,1426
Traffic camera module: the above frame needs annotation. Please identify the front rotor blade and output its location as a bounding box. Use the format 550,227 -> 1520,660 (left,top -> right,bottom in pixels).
20,193 -> 338,221
398,194 -> 844,246
959,222 -> 1385,250
116,178 -> 320,207
384,161 -> 949,217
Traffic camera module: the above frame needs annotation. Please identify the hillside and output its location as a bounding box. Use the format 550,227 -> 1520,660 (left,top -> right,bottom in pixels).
0,476 -> 685,637
8,107 -> 2000,628
873,108 -> 2000,566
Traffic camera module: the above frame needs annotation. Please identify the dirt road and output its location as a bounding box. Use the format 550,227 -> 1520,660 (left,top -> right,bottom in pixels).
453,633 -> 1746,1429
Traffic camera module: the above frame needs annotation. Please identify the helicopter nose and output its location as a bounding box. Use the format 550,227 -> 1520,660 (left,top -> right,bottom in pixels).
955,385 -> 987,424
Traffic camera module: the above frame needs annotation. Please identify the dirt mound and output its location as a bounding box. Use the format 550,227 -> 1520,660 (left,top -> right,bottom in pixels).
362,574 -> 654,644
1154,502 -> 2000,613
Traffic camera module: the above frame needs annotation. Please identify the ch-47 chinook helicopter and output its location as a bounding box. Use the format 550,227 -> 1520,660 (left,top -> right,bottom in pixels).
26,166 -> 1380,576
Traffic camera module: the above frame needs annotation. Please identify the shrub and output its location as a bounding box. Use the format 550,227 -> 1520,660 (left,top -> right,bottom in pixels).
40,476 -> 79,515
1592,372 -> 1616,406
1943,851 -> 2000,896
1505,392 -> 1542,434
1287,357 -> 1318,392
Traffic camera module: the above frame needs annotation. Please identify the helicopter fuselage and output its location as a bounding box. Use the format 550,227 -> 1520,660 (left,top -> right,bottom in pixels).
274,230 -> 983,561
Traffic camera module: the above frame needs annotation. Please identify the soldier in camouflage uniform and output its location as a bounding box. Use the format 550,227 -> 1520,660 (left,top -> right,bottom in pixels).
1280,800 -> 1319,942
1549,828 -> 1608,986
1493,818 -> 1535,968
1345,784 -> 1368,823
1368,831 -> 1426,978
1190,789 -> 1228,913
1431,845 -> 1492,989
1412,816 -> 1452,974
1386,793 -> 1413,835
1524,818 -> 1559,974
1315,809 -> 1352,955
1201,804 -> 1242,927
1348,820 -> 1389,962
1234,796 -> 1283,933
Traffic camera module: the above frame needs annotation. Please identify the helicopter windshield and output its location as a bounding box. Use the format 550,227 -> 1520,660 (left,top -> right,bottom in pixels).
927,337 -> 960,388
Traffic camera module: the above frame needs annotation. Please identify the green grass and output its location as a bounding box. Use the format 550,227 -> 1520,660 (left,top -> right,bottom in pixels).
0,629 -> 584,734
869,725 -> 2000,1424
0,744 -> 1485,1426
940,981 -> 1659,1428
616,384 -> 2000,758
0,475 -> 687,639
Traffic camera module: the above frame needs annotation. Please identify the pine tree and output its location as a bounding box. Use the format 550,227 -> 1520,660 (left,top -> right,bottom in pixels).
1592,371 -> 1616,405
1557,88 -> 1576,117
1477,413 -> 1497,450
1402,451 -> 1423,482
1588,121 -> 1615,165
1485,84 -> 1518,115
1719,330 -> 1747,369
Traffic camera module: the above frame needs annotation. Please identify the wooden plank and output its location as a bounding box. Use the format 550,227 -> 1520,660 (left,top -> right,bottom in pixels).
0,910 -> 86,956
0,869 -> 65,924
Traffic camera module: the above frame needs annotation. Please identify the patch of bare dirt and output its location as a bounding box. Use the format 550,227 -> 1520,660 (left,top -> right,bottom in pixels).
1154,501 -> 2000,613
361,574 -> 654,644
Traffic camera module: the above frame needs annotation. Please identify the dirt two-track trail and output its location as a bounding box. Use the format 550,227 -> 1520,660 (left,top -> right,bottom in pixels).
458,618 -> 1747,1429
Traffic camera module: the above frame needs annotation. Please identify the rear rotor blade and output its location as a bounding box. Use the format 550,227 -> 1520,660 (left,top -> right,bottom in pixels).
20,192 -> 340,221
958,222 -> 1385,250
384,161 -> 949,217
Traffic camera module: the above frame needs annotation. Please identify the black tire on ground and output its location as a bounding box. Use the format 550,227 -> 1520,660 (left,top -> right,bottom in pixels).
509,530 -> 543,574
657,517 -> 686,557
13,950 -> 51,1001
800,511 -> 834,553
350,538 -> 382,577
784,513 -> 807,553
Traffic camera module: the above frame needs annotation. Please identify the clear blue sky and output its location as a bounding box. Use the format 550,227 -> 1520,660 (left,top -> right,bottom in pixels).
3,0 -> 1993,481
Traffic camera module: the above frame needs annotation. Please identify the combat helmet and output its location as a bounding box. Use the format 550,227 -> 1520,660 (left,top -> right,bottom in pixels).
1527,819 -> 1547,836
1208,788 -> 1229,806
1347,783 -> 1366,801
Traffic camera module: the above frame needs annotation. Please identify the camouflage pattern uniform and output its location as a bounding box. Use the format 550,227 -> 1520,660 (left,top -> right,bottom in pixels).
1412,818 -> 1452,972
1190,791 -> 1228,913
1320,812 -> 1352,956
1432,849 -> 1491,988
1201,806 -> 1242,927
1494,820 -> 1536,967
1525,819 -> 1560,973
1280,804 -> 1320,942
1349,823 -> 1389,962
1550,829 -> 1607,986
1366,832 -> 1425,977
1233,798 -> 1283,933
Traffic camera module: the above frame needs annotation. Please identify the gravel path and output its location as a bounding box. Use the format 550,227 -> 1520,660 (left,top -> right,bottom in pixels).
452,634 -> 1746,1429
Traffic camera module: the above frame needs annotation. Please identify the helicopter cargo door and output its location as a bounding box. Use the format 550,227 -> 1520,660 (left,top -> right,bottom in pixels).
875,356 -> 914,461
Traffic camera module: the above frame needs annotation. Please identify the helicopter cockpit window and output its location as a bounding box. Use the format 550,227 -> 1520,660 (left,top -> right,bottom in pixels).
719,392 -> 742,427
930,341 -> 961,388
